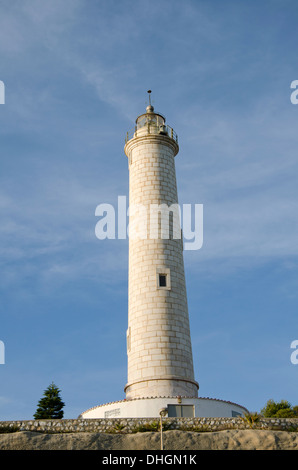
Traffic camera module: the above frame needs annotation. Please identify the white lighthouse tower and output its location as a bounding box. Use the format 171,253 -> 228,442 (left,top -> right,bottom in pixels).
124,92 -> 199,403
80,93 -> 248,419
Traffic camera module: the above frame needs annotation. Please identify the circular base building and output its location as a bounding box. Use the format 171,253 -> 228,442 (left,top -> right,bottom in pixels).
80,396 -> 248,419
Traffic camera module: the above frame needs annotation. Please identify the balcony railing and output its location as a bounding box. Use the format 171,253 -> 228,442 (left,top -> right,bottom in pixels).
125,123 -> 178,144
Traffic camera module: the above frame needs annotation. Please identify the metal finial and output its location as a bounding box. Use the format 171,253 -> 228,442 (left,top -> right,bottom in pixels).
146,90 -> 154,113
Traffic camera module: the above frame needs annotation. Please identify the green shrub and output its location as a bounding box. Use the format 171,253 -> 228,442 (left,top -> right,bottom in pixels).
0,425 -> 20,433
261,399 -> 298,418
107,422 -> 127,434
240,412 -> 261,428
131,421 -> 160,433
187,425 -> 211,433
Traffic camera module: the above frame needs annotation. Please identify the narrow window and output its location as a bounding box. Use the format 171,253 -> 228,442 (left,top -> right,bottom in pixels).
156,268 -> 171,290
159,274 -> 167,287
126,327 -> 131,353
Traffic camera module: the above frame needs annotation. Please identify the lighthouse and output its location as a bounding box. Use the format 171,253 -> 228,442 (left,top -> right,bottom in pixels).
124,91 -> 199,401
80,93 -> 248,419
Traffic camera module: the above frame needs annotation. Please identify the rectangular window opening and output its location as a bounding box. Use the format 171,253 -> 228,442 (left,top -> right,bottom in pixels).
159,274 -> 167,287
167,405 -> 195,418
156,268 -> 171,290
232,411 -> 242,417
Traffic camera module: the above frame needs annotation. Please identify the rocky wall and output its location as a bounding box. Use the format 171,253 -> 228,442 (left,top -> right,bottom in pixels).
0,417 -> 297,434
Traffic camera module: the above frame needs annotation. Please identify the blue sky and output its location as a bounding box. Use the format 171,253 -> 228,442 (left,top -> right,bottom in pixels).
1,0 -> 298,420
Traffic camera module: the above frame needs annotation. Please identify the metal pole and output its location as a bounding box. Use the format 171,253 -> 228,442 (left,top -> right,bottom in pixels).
160,414 -> 163,450
159,408 -> 167,451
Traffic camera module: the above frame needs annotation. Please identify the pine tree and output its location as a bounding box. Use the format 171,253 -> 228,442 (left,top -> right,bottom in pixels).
34,382 -> 65,419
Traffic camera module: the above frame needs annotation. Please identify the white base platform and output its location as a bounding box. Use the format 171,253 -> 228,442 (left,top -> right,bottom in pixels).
79,396 -> 249,419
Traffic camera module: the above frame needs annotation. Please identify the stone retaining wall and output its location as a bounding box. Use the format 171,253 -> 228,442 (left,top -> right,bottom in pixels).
0,417 -> 297,434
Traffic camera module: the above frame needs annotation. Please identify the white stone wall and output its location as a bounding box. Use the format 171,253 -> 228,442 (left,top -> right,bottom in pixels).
124,132 -> 198,399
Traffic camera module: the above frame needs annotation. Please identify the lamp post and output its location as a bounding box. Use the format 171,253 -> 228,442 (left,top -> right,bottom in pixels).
159,407 -> 168,450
